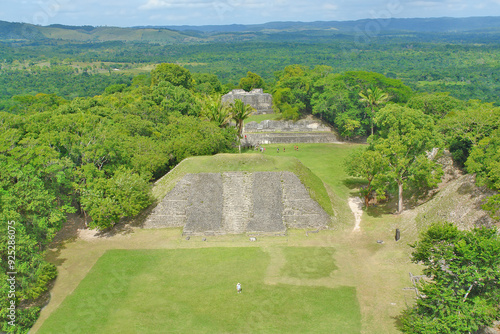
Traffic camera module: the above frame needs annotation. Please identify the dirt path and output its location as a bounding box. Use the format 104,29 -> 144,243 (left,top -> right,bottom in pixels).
348,197 -> 364,232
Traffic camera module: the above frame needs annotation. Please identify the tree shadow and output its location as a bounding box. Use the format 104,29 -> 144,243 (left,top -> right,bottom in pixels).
392,313 -> 405,333
45,213 -> 85,266
364,204 -> 389,218
365,196 -> 398,218
343,177 -> 366,190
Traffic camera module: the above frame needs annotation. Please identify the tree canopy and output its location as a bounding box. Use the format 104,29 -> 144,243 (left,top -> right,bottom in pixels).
151,63 -> 193,89
400,222 -> 500,333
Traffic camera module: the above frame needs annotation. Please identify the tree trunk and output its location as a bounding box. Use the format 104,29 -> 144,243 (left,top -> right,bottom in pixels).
371,108 -> 375,136
397,181 -> 404,214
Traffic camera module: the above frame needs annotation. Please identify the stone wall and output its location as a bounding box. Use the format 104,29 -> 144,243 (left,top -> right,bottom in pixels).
144,171 -> 331,235
221,88 -> 273,115
242,118 -> 342,145
242,132 -> 341,146
245,119 -> 332,133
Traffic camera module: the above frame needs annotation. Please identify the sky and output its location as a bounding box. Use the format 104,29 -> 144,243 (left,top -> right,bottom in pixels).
1,0 -> 500,27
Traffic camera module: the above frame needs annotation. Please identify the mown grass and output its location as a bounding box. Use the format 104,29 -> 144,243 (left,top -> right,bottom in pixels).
152,153 -> 333,216
38,248 -> 361,334
244,113 -> 282,124
281,247 -> 337,279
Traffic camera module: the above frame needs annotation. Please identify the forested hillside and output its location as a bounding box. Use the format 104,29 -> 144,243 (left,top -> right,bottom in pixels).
1,34 -> 499,106
0,63 -> 237,333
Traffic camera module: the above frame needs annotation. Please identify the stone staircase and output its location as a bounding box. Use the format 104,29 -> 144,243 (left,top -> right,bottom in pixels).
222,172 -> 253,234
183,173 -> 224,235
246,172 -> 286,233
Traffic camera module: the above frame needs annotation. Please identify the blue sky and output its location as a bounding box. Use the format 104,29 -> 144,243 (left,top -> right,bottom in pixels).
1,0 -> 500,27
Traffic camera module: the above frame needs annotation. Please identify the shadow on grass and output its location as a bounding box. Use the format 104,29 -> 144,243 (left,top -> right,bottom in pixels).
392,313 -> 406,333
343,177 -> 366,190
365,204 -> 392,218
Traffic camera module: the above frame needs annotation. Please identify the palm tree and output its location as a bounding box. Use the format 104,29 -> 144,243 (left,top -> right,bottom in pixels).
230,99 -> 254,139
230,99 -> 255,153
201,94 -> 231,127
359,87 -> 390,136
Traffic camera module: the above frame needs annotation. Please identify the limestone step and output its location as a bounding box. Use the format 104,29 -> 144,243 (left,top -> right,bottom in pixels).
246,172 -> 286,233
243,132 -> 340,145
222,172 -> 252,234
143,177 -> 191,229
184,173 -> 224,234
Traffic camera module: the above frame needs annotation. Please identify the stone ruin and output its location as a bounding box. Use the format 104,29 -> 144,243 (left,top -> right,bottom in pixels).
242,118 -> 341,145
221,88 -> 273,115
144,171 -> 331,235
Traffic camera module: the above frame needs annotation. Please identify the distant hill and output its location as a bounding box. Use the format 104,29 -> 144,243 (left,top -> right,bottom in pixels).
1,16 -> 500,43
0,21 -> 200,43
153,16 -> 500,33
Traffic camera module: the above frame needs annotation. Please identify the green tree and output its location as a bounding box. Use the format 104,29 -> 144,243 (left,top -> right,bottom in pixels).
345,148 -> 387,207
407,92 -> 466,119
151,63 -> 193,89
238,71 -> 265,92
79,167 -> 152,230
273,65 -> 311,120
466,129 -> 500,220
230,99 -> 254,139
201,94 -> 231,127
439,101 -> 500,167
371,105 -> 443,214
400,222 -> 500,334
193,73 -> 222,94
358,87 -> 390,136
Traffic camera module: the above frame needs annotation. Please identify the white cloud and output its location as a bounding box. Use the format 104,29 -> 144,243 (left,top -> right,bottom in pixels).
408,1 -> 441,7
140,0 -> 213,10
445,0 -> 468,11
323,3 -> 339,10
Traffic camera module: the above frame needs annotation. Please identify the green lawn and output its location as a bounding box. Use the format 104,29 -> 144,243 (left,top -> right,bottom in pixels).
244,113 -> 282,124
38,248 -> 361,334
281,247 -> 338,279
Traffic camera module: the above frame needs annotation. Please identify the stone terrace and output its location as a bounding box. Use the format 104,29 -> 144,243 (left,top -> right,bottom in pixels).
243,118 -> 342,145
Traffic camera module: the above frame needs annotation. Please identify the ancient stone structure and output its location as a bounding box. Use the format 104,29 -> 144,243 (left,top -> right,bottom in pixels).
245,119 -> 332,133
144,171 -> 330,235
221,88 -> 273,115
242,118 -> 341,145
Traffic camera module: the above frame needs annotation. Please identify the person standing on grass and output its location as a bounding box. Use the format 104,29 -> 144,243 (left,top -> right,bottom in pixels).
277,148 -> 279,153
236,282 -> 242,293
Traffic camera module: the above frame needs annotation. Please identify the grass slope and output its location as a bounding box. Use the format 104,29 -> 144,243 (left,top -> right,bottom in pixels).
153,153 -> 334,216
38,248 -> 361,334
244,113 -> 282,125
260,143 -> 364,227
